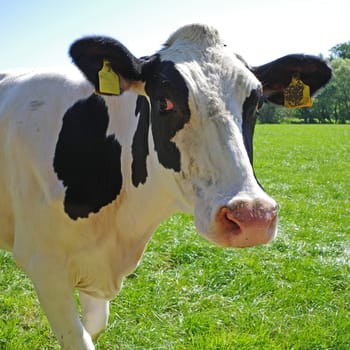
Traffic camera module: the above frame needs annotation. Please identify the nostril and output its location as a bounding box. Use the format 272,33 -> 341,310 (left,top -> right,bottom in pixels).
225,213 -> 241,235
218,207 -> 242,235
225,210 -> 240,227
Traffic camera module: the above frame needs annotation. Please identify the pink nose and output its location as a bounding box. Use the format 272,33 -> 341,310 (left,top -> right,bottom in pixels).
214,198 -> 278,247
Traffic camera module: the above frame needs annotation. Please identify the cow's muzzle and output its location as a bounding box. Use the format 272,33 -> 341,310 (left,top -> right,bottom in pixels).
210,197 -> 278,247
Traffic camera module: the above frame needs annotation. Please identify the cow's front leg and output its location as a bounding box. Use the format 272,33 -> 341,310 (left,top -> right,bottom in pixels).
79,291 -> 109,340
25,255 -> 95,350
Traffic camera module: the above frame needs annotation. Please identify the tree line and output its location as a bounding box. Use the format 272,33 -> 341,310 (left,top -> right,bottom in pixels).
258,41 -> 350,124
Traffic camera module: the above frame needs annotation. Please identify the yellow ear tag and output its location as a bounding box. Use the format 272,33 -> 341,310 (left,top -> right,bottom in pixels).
97,59 -> 121,95
284,76 -> 312,108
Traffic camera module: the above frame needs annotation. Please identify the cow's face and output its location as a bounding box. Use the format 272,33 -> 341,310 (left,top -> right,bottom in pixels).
69,24 -> 332,247
141,30 -> 275,247
159,40 -> 272,244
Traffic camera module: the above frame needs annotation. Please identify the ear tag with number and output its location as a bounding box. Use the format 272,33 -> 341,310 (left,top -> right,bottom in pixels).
97,59 -> 121,95
284,76 -> 312,108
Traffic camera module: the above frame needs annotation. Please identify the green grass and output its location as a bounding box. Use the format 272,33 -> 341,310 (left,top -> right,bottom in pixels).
1,125 -> 349,349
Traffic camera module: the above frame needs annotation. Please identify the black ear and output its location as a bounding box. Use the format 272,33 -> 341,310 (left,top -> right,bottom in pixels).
69,36 -> 144,92
253,54 -> 332,105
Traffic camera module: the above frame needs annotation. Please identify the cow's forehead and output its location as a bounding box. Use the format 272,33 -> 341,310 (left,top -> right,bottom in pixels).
164,23 -> 222,49
157,24 -> 261,114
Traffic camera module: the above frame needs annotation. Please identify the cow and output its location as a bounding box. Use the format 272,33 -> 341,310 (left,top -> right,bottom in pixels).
0,24 -> 331,349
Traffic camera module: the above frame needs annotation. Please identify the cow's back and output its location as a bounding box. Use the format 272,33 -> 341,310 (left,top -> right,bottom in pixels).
0,69 -> 93,251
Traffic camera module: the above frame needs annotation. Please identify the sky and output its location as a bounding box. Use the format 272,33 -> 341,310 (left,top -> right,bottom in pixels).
1,0 -> 349,70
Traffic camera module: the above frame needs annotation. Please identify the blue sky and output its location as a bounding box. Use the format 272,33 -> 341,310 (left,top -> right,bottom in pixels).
1,0 -> 349,70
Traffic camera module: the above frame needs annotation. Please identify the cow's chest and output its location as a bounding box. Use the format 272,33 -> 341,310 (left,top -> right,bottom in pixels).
68,229 -> 146,300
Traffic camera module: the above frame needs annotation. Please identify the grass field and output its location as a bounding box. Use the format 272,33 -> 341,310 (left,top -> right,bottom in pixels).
0,125 -> 349,349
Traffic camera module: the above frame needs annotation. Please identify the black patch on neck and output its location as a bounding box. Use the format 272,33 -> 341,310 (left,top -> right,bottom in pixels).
53,94 -> 122,220
242,88 -> 261,165
146,59 -> 190,172
131,96 -> 150,186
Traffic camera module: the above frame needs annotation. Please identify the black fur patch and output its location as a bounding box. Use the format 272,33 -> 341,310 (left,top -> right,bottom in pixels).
130,59 -> 190,187
70,36 -> 143,90
131,96 -> 150,186
146,60 -> 190,172
242,88 -> 261,165
53,94 -> 122,219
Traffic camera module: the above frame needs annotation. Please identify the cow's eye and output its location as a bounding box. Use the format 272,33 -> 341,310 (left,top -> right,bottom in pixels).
159,97 -> 174,113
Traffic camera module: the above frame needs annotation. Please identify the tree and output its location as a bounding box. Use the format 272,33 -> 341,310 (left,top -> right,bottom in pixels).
330,41 -> 350,60
297,58 -> 350,123
258,103 -> 281,123
258,102 -> 300,124
296,81 -> 336,123
330,58 -> 350,122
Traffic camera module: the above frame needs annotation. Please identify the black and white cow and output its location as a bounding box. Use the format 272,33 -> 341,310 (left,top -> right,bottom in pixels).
0,24 -> 331,349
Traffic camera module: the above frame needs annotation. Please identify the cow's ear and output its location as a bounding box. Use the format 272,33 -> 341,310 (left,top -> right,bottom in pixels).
253,54 -> 332,105
70,36 -> 147,95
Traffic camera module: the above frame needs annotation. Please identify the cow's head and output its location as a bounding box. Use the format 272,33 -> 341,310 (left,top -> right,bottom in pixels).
70,24 -> 331,247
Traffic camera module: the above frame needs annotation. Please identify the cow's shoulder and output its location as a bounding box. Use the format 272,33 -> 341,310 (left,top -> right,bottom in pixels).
0,68 -> 93,120
0,67 -> 88,87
